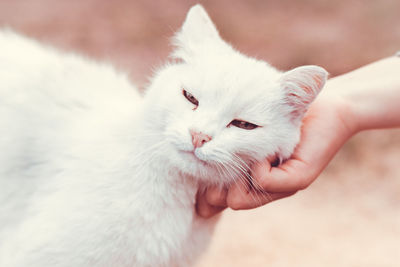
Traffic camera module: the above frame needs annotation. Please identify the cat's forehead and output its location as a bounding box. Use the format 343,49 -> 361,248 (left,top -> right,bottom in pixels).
182,54 -> 281,103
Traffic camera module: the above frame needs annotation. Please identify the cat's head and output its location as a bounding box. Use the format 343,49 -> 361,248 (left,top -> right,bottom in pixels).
144,5 -> 327,185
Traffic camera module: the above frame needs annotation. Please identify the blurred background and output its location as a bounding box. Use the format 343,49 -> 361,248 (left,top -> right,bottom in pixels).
1,0 -> 399,266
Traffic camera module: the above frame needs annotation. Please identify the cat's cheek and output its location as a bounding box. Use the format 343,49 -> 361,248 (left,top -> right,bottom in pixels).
170,132 -> 193,152
219,132 -> 271,163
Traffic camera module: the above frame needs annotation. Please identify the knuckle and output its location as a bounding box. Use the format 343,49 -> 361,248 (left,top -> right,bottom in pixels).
296,177 -> 310,190
228,197 -> 243,210
198,206 -> 213,219
208,192 -> 224,205
201,210 -> 214,219
254,175 -> 269,190
230,202 -> 243,211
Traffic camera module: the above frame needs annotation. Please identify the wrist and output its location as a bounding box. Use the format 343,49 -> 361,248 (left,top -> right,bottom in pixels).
322,57 -> 400,132
317,79 -> 360,137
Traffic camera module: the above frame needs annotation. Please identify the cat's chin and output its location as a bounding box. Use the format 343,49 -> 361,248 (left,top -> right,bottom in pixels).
172,149 -> 232,185
180,150 -> 209,165
177,150 -> 211,171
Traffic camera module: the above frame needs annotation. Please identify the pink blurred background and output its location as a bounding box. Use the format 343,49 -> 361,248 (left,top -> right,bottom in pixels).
1,0 -> 399,266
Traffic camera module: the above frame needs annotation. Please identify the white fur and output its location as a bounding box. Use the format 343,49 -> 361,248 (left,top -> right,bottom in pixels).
0,5 -> 327,267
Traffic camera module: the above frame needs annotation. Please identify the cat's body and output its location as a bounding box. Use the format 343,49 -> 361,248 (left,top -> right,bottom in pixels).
0,5 -> 327,267
0,29 -> 210,267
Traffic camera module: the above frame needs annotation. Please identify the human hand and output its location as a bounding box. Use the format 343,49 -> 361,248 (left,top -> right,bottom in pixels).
196,90 -> 356,218
197,56 -> 400,218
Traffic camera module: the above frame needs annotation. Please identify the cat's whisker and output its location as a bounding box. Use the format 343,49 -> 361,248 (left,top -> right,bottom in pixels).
229,154 -> 271,194
213,162 -> 227,187
210,150 -> 263,206
217,151 -> 271,206
224,164 -> 265,207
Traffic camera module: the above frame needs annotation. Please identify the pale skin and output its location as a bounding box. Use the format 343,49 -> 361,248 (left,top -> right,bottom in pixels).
196,56 -> 400,218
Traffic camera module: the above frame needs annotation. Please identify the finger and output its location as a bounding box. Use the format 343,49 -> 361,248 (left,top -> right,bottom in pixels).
225,180 -> 250,210
227,184 -> 297,210
226,180 -> 270,210
205,186 -> 228,207
196,188 -> 227,218
252,159 -> 314,193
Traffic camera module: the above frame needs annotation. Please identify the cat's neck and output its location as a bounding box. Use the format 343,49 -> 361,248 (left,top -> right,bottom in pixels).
129,115 -> 197,189
127,133 -> 198,210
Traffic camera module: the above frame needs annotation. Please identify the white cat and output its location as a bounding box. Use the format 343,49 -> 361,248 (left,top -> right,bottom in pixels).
0,4 -> 327,267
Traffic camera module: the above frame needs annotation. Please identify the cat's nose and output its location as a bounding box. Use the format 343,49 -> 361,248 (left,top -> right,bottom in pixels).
190,130 -> 212,149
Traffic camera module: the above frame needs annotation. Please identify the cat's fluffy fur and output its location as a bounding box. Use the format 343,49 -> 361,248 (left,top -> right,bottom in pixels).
0,5 -> 327,267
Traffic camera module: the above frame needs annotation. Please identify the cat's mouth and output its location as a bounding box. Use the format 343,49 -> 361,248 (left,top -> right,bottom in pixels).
181,150 -> 209,166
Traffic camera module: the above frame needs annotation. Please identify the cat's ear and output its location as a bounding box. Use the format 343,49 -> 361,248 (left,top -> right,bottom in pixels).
180,4 -> 219,42
280,65 -> 328,122
172,5 -> 221,61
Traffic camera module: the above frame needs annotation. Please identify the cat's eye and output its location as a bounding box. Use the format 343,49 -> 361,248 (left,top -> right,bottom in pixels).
183,89 -> 199,107
230,119 -> 259,130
